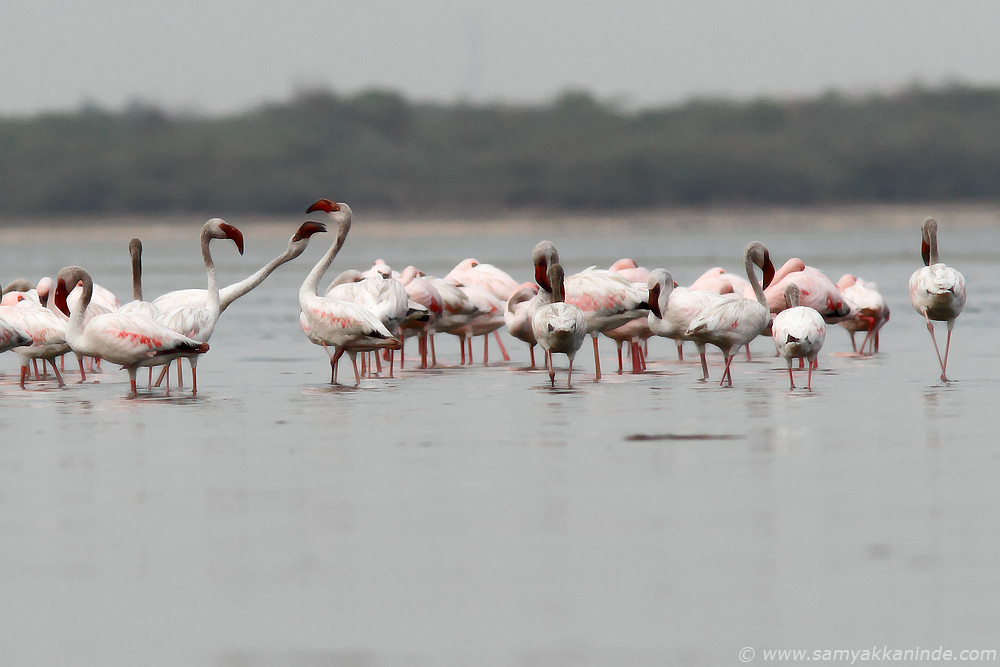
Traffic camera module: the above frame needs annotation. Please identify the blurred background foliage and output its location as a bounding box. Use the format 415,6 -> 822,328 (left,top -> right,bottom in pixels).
2,84 -> 999,218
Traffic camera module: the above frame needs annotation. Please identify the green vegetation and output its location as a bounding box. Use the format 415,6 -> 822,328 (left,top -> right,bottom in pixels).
2,85 -> 1000,217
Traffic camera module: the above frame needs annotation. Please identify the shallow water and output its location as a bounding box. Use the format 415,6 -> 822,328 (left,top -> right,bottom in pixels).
1,207 -> 999,666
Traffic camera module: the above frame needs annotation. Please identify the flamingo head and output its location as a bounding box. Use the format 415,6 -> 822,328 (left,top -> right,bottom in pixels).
646,269 -> 674,319
547,263 -> 567,303
506,282 -> 538,312
531,240 -> 560,293
292,220 -> 327,242
205,218 -> 245,255
53,266 -> 91,317
921,217 -> 938,266
306,198 -> 339,214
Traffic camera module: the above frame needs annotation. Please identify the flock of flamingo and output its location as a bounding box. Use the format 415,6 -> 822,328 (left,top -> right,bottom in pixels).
0,199 -> 966,395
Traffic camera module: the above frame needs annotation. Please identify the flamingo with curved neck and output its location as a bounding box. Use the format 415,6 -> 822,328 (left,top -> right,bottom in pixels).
53,266 -> 208,396
685,241 -> 775,387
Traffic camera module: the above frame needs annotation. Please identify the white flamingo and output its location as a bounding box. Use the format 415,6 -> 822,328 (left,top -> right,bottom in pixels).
909,217 -> 966,382
532,263 -> 587,386
299,200 -> 399,385
771,283 -> 827,390
685,241 -> 776,387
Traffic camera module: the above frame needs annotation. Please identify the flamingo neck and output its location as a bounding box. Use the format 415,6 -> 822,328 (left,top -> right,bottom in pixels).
68,276 -> 93,333
220,241 -> 297,313
202,231 -> 222,318
300,223 -> 349,303
745,250 -> 767,309
131,247 -> 143,301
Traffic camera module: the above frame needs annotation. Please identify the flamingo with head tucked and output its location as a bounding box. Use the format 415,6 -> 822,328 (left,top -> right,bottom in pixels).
909,217 -> 966,382
685,241 -> 775,387
836,274 -> 889,355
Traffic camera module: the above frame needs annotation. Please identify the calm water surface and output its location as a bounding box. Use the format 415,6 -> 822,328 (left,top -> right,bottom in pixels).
1,207 -> 999,666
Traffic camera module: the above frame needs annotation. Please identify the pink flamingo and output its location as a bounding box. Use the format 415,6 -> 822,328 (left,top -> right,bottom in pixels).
909,217 -> 966,382
752,258 -> 853,323
0,295 -> 71,387
54,266 -> 208,396
299,200 -> 400,385
504,282 -> 539,367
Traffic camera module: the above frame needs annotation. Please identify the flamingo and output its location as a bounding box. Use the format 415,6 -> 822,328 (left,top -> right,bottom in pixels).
754,258 -> 853,323
532,263 -> 587,386
610,258 -> 651,285
399,266 -> 443,369
53,266 -> 208,396
836,274 -> 889,355
688,267 -> 751,295
445,259 -> 518,362
771,283 -> 827,390
646,269 -> 728,376
426,277 -> 486,366
118,238 -> 160,320
0,295 -> 71,388
153,218 -> 246,393
2,279 -> 37,306
685,241 -> 776,387
299,200 -> 400,385
909,217 -> 966,382
152,220 -> 327,314
504,282 -> 540,367
531,241 -> 648,381
0,301 -> 32,361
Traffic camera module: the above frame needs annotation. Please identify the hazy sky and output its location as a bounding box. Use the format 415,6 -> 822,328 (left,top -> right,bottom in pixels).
4,0 -> 1000,115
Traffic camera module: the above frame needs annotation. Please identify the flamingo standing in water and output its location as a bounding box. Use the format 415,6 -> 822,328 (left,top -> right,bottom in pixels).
685,241 -> 775,387
531,241 -> 647,381
646,269 -> 728,376
119,238 -> 160,319
909,217 -> 966,382
532,263 -> 587,386
299,200 -> 399,385
0,295 -> 70,387
837,274 -> 889,355
771,283 -> 827,390
54,266 -> 208,396
153,218 -> 246,394
444,258 -> 519,362
0,301 -> 32,361
754,258 -> 853,324
504,282 -> 540,367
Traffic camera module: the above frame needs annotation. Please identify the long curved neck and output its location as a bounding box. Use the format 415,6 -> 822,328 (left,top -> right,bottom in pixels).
68,276 -> 93,333
219,246 -> 292,313
926,228 -> 939,265
202,231 -> 221,316
300,225 -> 348,303
745,249 -> 767,309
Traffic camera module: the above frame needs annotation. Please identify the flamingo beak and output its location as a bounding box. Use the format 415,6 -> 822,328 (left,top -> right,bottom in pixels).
53,279 -> 71,316
762,257 -> 776,289
293,221 -> 328,241
921,238 -> 931,266
648,283 -> 662,318
306,199 -> 338,214
219,223 -> 245,255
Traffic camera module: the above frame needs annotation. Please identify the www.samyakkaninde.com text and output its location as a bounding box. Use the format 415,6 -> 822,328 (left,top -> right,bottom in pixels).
739,646 -> 997,663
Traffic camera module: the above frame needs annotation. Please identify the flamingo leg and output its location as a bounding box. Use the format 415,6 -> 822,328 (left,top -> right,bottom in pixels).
567,356 -> 574,387
528,345 -> 536,369
923,314 -> 948,381
50,360 -> 64,388
176,358 -> 184,388
154,365 -> 168,387
190,367 -> 198,395
77,354 -> 87,382
720,352 -> 735,387
128,368 -> 138,396
941,321 -> 955,382
20,365 -> 28,389
616,341 -> 624,375
676,342 -> 684,361
698,345 -> 709,380
806,358 -> 814,390
592,335 -> 602,381
350,352 -> 361,386
546,350 -> 555,384
494,330 -> 510,361
483,334 -> 489,366
430,334 -> 437,367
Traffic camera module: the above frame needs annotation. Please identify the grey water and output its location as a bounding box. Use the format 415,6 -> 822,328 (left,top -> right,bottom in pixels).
1,206 -> 998,666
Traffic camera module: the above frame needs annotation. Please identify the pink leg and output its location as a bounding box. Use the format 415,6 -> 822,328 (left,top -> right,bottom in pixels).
676,342 -> 684,361
616,341 -> 624,375
806,359 -> 814,390
493,330 -> 510,361
483,334 -> 489,366
787,363 -> 796,389
529,345 -> 536,369
592,336 -> 602,381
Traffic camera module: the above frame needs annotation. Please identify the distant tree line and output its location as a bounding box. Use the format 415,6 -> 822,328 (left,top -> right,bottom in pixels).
2,84 -> 1000,218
